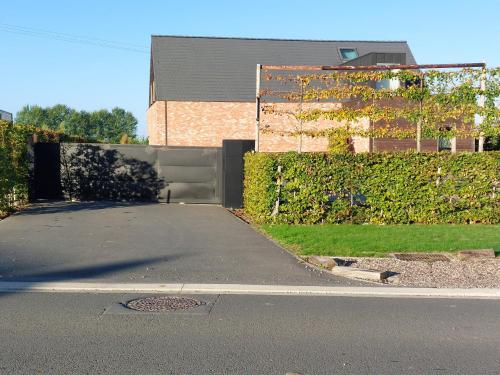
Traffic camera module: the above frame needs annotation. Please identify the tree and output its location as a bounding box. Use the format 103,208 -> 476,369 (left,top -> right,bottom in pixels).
15,105 -> 138,143
96,108 -> 138,143
15,105 -> 49,129
90,109 -> 113,141
64,110 -> 94,139
46,105 -> 75,131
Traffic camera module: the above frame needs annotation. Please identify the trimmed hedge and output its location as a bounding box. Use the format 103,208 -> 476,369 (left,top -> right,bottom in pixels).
244,151 -> 500,224
1,120 -> 87,215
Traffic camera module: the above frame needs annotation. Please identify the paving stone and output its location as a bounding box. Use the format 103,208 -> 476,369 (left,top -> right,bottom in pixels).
330,267 -> 390,282
391,253 -> 450,262
457,249 -> 495,260
307,256 -> 337,270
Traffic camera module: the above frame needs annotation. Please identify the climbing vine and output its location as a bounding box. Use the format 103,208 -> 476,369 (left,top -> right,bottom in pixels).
260,67 -> 500,152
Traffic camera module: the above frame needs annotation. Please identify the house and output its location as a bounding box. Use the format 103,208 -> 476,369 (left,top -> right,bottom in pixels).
0,110 -> 13,123
148,36 -> 468,152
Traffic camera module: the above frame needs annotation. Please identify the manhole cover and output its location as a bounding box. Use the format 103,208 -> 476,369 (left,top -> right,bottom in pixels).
126,296 -> 204,312
392,253 -> 450,262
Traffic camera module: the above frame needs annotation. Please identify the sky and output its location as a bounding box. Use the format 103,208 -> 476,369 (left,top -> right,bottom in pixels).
1,0 -> 499,137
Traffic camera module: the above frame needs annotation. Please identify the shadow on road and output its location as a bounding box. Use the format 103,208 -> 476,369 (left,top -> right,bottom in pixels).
19,200 -> 161,216
0,255 -> 184,298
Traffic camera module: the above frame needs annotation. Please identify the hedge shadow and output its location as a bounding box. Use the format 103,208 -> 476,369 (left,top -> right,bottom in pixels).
60,144 -> 165,201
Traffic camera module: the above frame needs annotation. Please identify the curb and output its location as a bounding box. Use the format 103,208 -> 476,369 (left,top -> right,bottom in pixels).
304,255 -> 394,284
0,282 -> 499,299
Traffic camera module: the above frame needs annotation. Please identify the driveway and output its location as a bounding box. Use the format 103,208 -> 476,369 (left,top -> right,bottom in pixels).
0,201 -> 363,285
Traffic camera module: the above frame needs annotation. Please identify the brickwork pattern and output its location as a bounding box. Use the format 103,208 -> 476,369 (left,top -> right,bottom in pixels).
146,101 -> 166,145
148,100 -> 369,152
147,100 -> 474,153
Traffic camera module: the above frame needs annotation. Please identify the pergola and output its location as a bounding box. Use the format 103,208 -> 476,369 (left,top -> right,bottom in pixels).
255,62 -> 487,152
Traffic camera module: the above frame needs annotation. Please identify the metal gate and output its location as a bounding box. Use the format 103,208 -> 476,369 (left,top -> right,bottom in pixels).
32,140 -> 253,207
33,143 -> 222,204
157,146 -> 222,203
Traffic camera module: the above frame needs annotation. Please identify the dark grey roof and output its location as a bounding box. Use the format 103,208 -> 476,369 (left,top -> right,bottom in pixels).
151,36 -> 417,102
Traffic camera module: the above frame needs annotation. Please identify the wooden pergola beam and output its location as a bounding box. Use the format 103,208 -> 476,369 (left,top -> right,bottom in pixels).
261,62 -> 486,71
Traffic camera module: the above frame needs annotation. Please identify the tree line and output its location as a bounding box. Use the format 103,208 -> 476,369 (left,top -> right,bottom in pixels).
15,104 -> 146,144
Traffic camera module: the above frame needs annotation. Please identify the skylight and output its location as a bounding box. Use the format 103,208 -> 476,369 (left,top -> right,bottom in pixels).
339,48 -> 359,61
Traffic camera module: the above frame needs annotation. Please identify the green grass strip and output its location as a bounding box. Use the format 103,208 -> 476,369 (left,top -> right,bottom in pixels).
261,224 -> 500,257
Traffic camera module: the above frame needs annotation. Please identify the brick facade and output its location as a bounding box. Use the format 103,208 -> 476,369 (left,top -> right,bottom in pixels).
146,101 -> 166,145
147,100 -> 370,152
146,100 -> 474,152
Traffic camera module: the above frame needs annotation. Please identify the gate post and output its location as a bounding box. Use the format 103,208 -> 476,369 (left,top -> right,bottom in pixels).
221,140 -> 255,209
27,134 -> 36,202
33,142 -> 63,200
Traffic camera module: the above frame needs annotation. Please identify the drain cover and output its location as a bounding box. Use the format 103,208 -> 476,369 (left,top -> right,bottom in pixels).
392,253 -> 450,262
126,296 -> 204,312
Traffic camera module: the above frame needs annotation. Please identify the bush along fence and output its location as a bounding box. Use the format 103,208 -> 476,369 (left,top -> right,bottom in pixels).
244,151 -> 500,225
0,120 -> 86,216
0,121 -> 30,215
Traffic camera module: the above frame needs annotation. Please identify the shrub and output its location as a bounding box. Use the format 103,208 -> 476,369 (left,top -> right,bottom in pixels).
0,121 -> 31,214
0,121 -> 89,215
244,151 -> 500,224
243,152 -> 278,222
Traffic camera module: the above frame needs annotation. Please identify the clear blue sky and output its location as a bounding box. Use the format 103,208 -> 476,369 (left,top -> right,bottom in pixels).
1,0 -> 499,136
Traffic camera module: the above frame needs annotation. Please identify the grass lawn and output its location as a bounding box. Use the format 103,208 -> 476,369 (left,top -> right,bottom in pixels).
261,224 -> 500,257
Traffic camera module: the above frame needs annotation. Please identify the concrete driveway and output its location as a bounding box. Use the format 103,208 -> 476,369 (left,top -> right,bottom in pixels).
0,201 -> 363,285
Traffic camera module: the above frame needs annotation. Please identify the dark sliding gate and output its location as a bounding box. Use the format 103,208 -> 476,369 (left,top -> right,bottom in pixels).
158,146 -> 222,204
32,140 -> 254,207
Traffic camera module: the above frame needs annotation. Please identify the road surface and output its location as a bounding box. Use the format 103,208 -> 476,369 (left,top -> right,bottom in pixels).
1,291 -> 498,374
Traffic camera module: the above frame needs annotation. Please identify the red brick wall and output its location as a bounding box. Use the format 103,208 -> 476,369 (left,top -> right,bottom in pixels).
165,101 -> 255,147
456,138 -> 475,152
146,100 -> 473,152
146,101 -> 166,145
147,100 -> 370,152
368,97 -> 475,152
373,138 -> 475,152
373,138 -> 438,152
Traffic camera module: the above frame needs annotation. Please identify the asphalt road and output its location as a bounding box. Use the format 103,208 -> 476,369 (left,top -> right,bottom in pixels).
0,291 -> 499,374
0,201 -> 364,286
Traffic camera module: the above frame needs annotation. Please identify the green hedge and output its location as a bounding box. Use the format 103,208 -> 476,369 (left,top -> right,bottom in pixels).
244,151 -> 500,224
1,120 -> 87,215
0,121 -> 30,215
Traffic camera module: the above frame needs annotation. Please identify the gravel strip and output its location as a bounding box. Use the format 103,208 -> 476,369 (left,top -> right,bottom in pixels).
344,256 -> 500,288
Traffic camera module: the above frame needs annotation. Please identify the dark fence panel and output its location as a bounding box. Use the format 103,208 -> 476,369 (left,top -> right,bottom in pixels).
222,140 -> 255,208
33,143 -> 63,200
32,142 -> 251,205
157,147 -> 222,204
59,144 -> 164,202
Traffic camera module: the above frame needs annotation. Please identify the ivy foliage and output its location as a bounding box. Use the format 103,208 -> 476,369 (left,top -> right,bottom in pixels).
244,151 -> 500,225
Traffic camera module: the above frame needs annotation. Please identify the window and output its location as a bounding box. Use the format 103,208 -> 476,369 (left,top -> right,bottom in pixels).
339,48 -> 358,61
